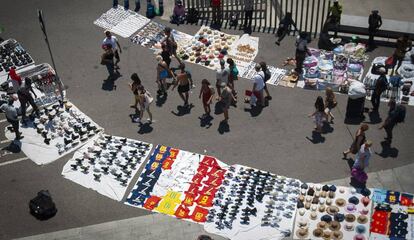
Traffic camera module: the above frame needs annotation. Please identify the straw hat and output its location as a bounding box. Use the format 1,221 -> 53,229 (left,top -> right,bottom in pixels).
310,212 -> 318,220
345,214 -> 356,222
335,198 -> 346,207
357,215 -> 368,224
295,228 -> 309,239
332,230 -> 343,240
305,202 -> 311,209
328,191 -> 336,199
313,228 -> 324,238
329,221 -> 341,231
298,209 -> 306,216
317,221 -> 328,229
322,231 -> 332,240
326,198 -> 332,205
298,219 -> 309,228
327,206 -> 340,215
344,222 -> 354,231
319,205 -> 326,212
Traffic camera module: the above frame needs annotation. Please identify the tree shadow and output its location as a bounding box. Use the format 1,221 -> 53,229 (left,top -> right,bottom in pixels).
305,131 -> 326,144
199,115 -> 213,129
375,140 -> 399,158
218,120 -> 230,134
171,104 -> 194,117
102,73 -> 121,91
137,122 -> 153,134
156,93 -> 168,107
366,111 -> 382,124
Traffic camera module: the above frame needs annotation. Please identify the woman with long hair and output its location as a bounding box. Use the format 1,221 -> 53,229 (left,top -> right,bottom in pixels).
309,96 -> 326,133
325,87 -> 337,123
343,123 -> 369,159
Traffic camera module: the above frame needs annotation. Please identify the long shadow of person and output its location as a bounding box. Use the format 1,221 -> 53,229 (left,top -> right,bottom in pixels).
2,141 -> 22,153
137,122 -> 153,134
346,158 -> 355,170
376,140 -> 399,158
171,104 -> 194,116
214,101 -> 224,115
102,73 -> 121,91
306,131 -> 326,144
218,120 -> 230,134
199,115 -> 214,129
322,122 -> 334,134
367,111 -> 382,124
156,94 -> 168,107
244,105 -> 263,117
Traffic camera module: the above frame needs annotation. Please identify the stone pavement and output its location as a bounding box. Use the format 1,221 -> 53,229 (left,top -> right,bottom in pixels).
17,163 -> 414,240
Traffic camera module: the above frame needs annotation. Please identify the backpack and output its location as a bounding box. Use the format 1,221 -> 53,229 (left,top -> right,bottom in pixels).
187,8 -> 199,24
29,190 -> 57,220
394,105 -> 406,123
264,69 -> 271,81
146,4 -> 156,19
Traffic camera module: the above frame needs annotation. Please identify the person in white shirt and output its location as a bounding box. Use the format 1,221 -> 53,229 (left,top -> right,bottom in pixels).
251,63 -> 265,106
102,31 -> 122,69
353,140 -> 372,171
0,98 -> 23,140
215,59 -> 229,98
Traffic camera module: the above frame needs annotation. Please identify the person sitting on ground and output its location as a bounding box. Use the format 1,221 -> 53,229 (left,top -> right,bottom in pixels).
199,79 -> 215,118
392,34 -> 412,74
170,1 -> 186,25
172,63 -> 191,106
129,73 -> 142,109
275,12 -> 298,46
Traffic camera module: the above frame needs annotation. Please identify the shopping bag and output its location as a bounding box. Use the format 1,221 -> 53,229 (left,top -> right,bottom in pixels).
351,167 -> 368,183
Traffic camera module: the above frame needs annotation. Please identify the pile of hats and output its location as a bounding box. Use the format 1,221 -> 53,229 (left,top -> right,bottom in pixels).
205,165 -> 300,238
69,134 -> 151,185
293,183 -> 372,239
0,39 -> 34,74
32,102 -> 102,154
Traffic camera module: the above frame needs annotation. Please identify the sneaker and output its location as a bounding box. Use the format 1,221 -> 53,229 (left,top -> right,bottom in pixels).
132,117 -> 141,123
191,84 -> 196,89
147,119 -> 152,124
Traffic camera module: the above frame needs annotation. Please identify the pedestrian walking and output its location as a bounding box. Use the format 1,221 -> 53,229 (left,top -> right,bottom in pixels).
161,43 -> 172,67
211,0 -> 221,25
352,140 -> 372,171
113,0 -> 141,12
102,31 -> 122,69
243,0 -> 254,29
275,12 -> 298,46
156,55 -> 174,96
101,44 -> 116,78
391,34 -> 412,74
162,27 -> 182,65
371,67 -> 388,112
220,82 -> 236,123
17,78 -> 40,124
343,123 -> 369,159
172,63 -> 191,106
308,96 -> 326,133
199,79 -> 215,118
379,99 -> 406,143
250,63 -> 265,107
295,32 -> 311,74
367,10 -> 382,50
324,87 -> 337,123
0,98 -> 23,140
326,0 -> 342,37
7,67 -> 22,93
227,58 -> 239,99
135,85 -> 153,124
129,73 -> 142,109
259,62 -> 272,100
215,59 -> 229,98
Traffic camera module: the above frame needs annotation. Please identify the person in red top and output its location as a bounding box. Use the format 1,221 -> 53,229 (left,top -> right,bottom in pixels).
211,0 -> 221,24
199,79 -> 215,118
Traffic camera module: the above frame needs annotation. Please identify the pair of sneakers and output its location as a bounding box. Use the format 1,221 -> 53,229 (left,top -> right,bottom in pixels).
133,117 -> 152,124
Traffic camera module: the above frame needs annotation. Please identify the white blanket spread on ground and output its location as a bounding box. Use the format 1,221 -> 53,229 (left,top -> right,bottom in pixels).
62,134 -> 152,201
227,34 -> 259,76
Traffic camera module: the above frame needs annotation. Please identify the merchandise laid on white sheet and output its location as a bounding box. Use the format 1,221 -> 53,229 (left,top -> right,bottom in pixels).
204,165 -> 301,240
299,43 -> 367,91
151,29 -> 193,53
0,39 -> 34,83
130,21 -> 166,48
227,34 -> 259,76
94,6 -> 150,38
292,183 -> 373,240
240,62 -> 287,86
4,101 -> 103,165
363,56 -> 414,106
180,26 -> 239,70
369,189 -> 414,240
62,134 -> 152,201
125,145 -> 228,224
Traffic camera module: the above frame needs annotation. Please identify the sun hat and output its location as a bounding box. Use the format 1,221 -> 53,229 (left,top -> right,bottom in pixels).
319,198 -> 326,205
306,196 -> 312,202
322,231 -> 332,240
297,201 -> 305,208
298,219 -> 309,227
329,220 -> 341,231
312,197 -> 319,204
334,213 -> 345,222
313,228 -> 323,237
332,230 -> 343,240
356,225 -> 366,234
310,212 -> 318,220
345,214 -> 356,222
360,207 -> 369,215
327,206 -> 340,215
322,185 -> 329,191
328,191 -> 336,199
329,185 -> 337,192
295,228 -> 309,239
339,188 -> 345,193
317,221 -> 328,229
321,215 -> 333,223
345,203 -> 357,213
311,205 -> 317,212
361,196 -> 370,206
305,202 -> 311,209
299,195 -> 305,202
357,215 -> 368,224
299,209 -> 306,216
335,198 -> 346,207
354,234 -> 366,240
344,222 -> 354,231
348,196 -> 360,205
319,205 -> 326,212
326,198 -> 332,205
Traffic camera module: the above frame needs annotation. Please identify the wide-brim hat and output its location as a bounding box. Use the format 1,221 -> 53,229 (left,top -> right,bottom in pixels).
345,203 -> 357,213
348,196 -> 360,205
332,230 -> 343,240
357,215 -> 368,224
310,212 -> 318,220
313,228 -> 324,238
356,225 -> 367,234
345,214 -> 356,222
317,221 -> 328,229
322,231 -> 332,240
361,196 -> 371,206
329,221 -> 341,231
354,234 -> 366,240
360,207 -> 369,215
327,206 -> 340,215
295,228 -> 309,239
298,219 -> 309,228
335,198 -> 346,207
319,205 -> 326,212
344,222 -> 355,231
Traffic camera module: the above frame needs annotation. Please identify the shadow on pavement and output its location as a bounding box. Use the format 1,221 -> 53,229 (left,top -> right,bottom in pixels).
2,141 -> 21,153
171,104 -> 194,116
346,158 -> 355,170
322,122 -> 334,134
376,140 -> 399,158
138,122 -> 153,134
367,111 -> 383,124
244,105 -> 263,117
156,93 -> 168,107
102,73 -> 121,91
214,101 -> 224,115
218,120 -> 230,134
306,131 -> 326,144
199,115 -> 213,129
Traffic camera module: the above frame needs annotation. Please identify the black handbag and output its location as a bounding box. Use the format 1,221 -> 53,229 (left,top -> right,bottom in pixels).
29,190 -> 57,220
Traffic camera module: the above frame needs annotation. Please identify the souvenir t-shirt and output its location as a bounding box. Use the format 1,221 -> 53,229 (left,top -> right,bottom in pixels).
102,36 -> 118,50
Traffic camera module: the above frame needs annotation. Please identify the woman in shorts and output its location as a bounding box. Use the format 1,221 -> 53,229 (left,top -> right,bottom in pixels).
199,79 -> 215,118
136,85 -> 153,124
220,82 -> 236,122
129,73 -> 142,109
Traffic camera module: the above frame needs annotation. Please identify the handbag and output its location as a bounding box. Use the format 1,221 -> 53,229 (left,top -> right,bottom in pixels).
351,167 -> 368,183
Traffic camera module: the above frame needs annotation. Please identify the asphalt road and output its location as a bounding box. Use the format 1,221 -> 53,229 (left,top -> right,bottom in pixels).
1,0 -> 413,239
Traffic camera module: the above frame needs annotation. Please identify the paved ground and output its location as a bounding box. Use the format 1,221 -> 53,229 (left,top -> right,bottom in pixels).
0,0 -> 413,239
16,162 -> 414,240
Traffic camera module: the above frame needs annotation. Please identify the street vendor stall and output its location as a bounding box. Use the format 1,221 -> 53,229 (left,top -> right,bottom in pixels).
0,39 -> 34,84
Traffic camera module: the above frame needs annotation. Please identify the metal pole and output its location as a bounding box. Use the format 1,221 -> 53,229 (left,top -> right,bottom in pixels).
37,9 -> 64,101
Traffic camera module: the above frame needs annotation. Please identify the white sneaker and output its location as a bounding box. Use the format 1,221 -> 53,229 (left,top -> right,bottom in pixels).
147,119 -> 152,123
133,117 -> 141,123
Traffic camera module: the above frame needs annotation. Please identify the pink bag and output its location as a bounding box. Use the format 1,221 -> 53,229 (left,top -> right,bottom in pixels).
351,168 -> 368,183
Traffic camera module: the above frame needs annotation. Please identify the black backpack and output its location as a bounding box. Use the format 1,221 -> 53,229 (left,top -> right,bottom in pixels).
187,8 -> 199,24
394,105 -> 406,123
29,190 -> 57,220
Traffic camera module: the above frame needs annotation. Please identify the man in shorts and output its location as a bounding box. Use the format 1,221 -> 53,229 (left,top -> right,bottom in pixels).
162,27 -> 182,65
103,30 -> 122,69
215,59 -> 229,98
172,63 -> 191,106
251,63 -> 265,106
